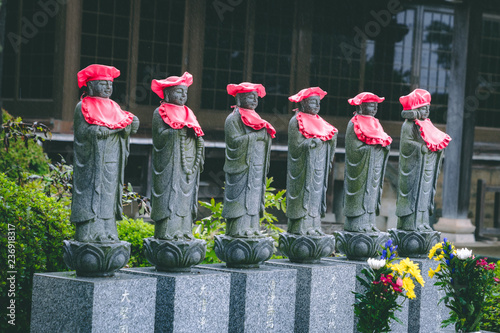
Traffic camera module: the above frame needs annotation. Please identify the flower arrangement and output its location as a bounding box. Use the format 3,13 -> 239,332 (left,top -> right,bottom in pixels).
353,240 -> 425,333
428,238 -> 498,332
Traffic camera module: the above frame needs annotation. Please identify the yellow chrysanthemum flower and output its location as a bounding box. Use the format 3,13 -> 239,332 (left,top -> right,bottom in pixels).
400,258 -> 412,270
428,264 -> 441,278
402,277 -> 416,299
428,242 -> 443,259
390,262 -> 405,276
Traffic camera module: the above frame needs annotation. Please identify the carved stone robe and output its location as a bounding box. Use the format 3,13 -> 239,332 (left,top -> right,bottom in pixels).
343,120 -> 390,228
151,108 -> 204,222
396,120 -> 444,230
286,115 -> 336,220
70,102 -> 136,223
222,108 -> 272,219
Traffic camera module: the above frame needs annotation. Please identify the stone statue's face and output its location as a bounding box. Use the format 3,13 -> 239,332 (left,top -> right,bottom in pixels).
360,102 -> 378,117
237,92 -> 258,110
164,85 -> 188,106
88,80 -> 113,98
418,105 -> 430,119
300,96 -> 321,115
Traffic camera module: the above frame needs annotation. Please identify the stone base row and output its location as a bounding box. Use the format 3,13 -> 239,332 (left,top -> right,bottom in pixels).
30,259 -> 448,333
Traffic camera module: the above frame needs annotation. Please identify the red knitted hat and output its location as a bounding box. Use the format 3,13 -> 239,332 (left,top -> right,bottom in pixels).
151,72 -> 193,99
77,64 -> 120,88
227,82 -> 266,98
399,89 -> 431,110
289,87 -> 327,103
348,92 -> 385,106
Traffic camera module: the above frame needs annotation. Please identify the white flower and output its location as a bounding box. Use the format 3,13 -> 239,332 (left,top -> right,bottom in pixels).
367,258 -> 386,270
456,248 -> 473,260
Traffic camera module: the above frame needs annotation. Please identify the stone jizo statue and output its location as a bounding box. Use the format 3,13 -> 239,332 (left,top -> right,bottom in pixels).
214,82 -> 276,268
65,64 -> 139,276
150,72 -> 205,240
278,87 -> 337,263
343,92 -> 392,232
286,87 -> 337,236
222,82 -> 275,238
396,89 -> 451,231
335,92 -> 391,260
144,72 -> 206,271
71,64 -> 139,242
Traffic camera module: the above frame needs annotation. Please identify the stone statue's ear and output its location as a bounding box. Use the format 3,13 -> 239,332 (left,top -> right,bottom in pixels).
235,94 -> 241,107
299,100 -> 305,112
356,105 -> 362,114
87,82 -> 94,96
163,88 -> 170,103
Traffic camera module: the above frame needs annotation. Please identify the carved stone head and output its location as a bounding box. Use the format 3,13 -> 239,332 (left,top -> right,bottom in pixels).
87,80 -> 113,98
236,91 -> 259,110
417,104 -> 430,120
358,102 -> 378,117
163,85 -> 188,106
299,96 -> 321,115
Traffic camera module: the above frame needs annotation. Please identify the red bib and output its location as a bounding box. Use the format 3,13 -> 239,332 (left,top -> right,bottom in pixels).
235,106 -> 276,138
296,112 -> 337,141
414,118 -> 451,151
158,103 -> 204,137
351,114 -> 392,147
81,96 -> 134,129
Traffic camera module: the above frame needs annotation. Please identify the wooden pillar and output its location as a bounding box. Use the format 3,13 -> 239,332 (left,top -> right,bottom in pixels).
434,1 -> 482,242
290,0 -> 312,95
59,0 -> 82,123
126,0 -> 141,108
181,0 -> 206,112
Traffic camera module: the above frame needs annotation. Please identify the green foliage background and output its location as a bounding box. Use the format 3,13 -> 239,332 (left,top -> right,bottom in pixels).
0,174 -> 73,332
117,217 -> 154,267
1,111 -> 49,181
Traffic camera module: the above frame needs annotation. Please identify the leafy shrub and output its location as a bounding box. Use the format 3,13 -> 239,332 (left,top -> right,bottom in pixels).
0,110 -> 50,181
0,173 -> 73,333
193,199 -> 225,264
117,216 -> 154,267
193,177 -> 286,264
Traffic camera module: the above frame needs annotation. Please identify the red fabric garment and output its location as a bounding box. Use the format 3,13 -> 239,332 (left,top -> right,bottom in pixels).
151,72 -> 193,99
351,114 -> 392,147
158,102 -> 204,137
400,89 -> 431,110
235,106 -> 276,138
227,83 -> 266,97
78,64 -> 120,88
414,118 -> 451,151
81,96 -> 134,129
289,87 -> 327,102
348,92 -> 385,105
296,112 -> 337,141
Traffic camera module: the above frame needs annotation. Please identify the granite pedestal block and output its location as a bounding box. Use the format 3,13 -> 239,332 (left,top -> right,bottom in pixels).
406,259 -> 449,333
123,266 -> 230,333
325,258 -> 409,333
30,271 -> 156,333
266,259 -> 356,333
198,263 -> 296,333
